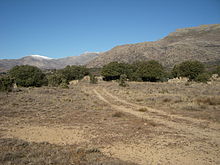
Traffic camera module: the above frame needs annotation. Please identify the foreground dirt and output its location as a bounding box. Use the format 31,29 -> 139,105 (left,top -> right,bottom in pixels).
0,81 -> 220,164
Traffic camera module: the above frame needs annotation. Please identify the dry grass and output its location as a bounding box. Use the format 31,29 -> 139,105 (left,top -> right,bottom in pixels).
0,81 -> 220,164
104,81 -> 220,122
196,97 -> 220,105
0,138 -> 132,165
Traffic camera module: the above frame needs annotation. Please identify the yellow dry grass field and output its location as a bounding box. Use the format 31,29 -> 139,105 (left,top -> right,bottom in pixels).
0,81 -> 220,165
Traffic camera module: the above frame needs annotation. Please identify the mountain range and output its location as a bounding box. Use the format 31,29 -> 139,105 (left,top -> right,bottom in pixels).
0,24 -> 220,72
0,52 -> 99,72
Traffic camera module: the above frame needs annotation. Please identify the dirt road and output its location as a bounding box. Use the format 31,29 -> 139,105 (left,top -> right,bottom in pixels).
91,86 -> 220,165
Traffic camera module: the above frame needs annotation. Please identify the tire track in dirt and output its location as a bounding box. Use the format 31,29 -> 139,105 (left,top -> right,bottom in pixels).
102,88 -> 217,128
81,85 -> 220,164
93,88 -> 220,144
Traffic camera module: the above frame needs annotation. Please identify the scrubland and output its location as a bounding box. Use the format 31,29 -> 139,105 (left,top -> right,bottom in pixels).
0,81 -> 220,164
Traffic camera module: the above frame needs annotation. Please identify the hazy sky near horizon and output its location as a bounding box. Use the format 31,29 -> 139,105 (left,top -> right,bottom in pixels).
0,0 -> 220,59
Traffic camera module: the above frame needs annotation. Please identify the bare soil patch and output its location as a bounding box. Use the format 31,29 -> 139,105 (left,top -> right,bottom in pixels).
4,125 -> 88,145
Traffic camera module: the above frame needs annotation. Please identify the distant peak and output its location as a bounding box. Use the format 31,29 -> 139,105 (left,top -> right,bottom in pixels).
29,55 -> 53,60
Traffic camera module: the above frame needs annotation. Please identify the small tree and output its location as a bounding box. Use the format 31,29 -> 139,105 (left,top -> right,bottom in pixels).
89,74 -> 98,84
171,64 -> 181,78
172,61 -> 205,80
0,76 -> 14,92
59,79 -> 69,88
101,62 -> 134,81
134,60 -> 164,82
47,73 -> 63,87
118,74 -> 128,87
59,65 -> 89,82
9,65 -> 47,87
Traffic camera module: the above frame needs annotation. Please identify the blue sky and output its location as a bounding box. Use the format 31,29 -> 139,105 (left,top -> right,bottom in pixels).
0,0 -> 220,59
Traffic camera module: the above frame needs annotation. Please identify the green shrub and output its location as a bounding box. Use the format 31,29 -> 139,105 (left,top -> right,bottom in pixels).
171,64 -> 181,78
195,73 -> 211,83
118,74 -> 128,87
59,65 -> 89,82
101,62 -> 134,81
172,61 -> 205,80
59,79 -> 69,88
134,60 -> 164,82
0,76 -> 14,92
89,74 -> 98,84
47,73 -> 63,87
9,65 -> 47,87
215,66 -> 220,77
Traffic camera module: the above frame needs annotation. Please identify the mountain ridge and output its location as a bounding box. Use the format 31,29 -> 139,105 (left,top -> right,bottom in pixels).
0,52 -> 99,72
87,24 -> 220,68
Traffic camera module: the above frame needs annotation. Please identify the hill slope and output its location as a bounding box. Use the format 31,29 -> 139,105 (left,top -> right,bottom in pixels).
87,24 -> 220,68
0,52 -> 99,72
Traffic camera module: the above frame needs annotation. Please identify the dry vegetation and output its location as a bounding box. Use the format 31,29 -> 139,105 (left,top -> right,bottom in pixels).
0,80 -> 220,164
104,81 -> 220,123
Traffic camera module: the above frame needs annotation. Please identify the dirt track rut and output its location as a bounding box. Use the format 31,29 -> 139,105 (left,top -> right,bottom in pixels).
91,87 -> 220,164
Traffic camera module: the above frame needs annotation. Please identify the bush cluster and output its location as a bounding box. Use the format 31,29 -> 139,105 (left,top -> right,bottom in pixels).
9,65 -> 47,87
59,65 -> 89,82
101,62 -> 134,81
134,60 -> 164,82
172,61 -> 205,80
101,60 -> 164,82
47,65 -> 89,87
101,60 -> 211,83
0,64 -> 89,91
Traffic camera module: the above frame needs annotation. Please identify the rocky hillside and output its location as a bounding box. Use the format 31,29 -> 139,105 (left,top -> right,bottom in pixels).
87,24 -> 220,68
0,52 -> 99,72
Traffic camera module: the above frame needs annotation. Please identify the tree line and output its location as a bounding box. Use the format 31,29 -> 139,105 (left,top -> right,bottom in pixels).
1,60 -> 220,91
101,60 -> 219,83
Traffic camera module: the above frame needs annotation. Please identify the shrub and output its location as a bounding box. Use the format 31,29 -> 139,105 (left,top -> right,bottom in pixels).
89,74 -> 98,84
0,76 -> 14,92
59,79 -> 69,88
112,112 -> 124,117
195,73 -> 211,83
171,64 -> 181,78
134,60 -> 164,82
9,65 -> 47,87
118,74 -> 128,87
215,66 -> 220,77
47,73 -> 63,87
101,62 -> 134,81
138,108 -> 148,112
172,61 -> 205,80
59,65 -> 89,82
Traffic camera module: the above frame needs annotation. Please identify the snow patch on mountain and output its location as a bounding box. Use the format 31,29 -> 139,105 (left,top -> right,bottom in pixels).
30,55 -> 53,60
83,51 -> 100,54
